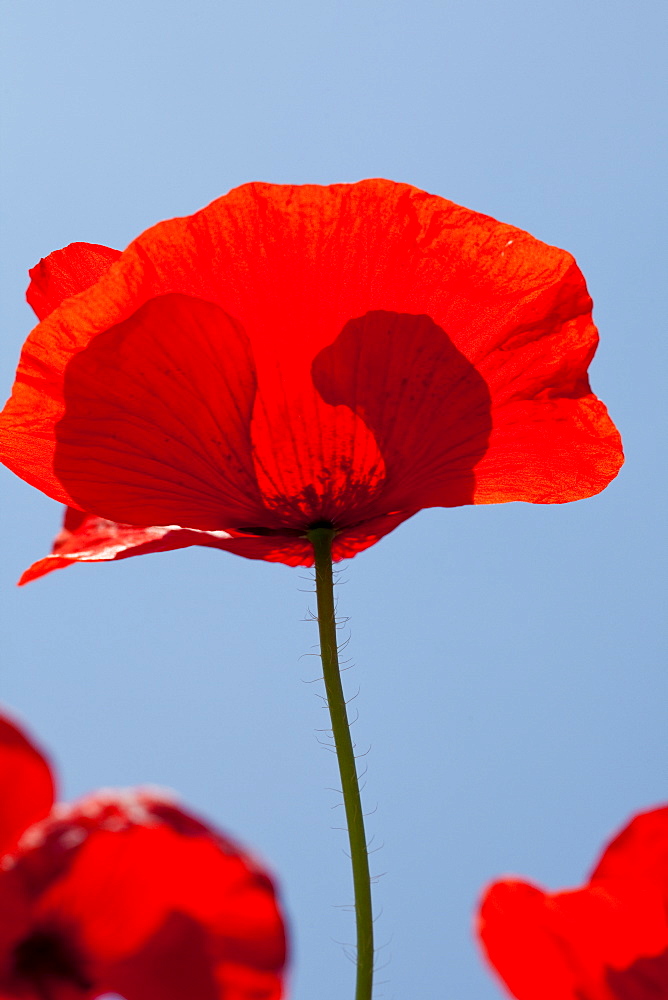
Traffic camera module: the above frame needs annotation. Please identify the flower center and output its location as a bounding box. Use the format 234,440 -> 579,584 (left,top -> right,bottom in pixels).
12,929 -> 92,995
237,518 -> 335,537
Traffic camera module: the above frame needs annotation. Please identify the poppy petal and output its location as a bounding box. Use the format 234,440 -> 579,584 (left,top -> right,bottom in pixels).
589,807 -> 668,891
471,394 -> 623,505
312,309 -> 492,512
605,949 -> 668,1000
21,503 -> 420,583
478,809 -> 668,1000
479,880 -> 585,999
18,508 -> 237,584
478,879 -> 668,1000
0,866 -> 32,961
53,294 -> 267,528
27,243 -> 121,321
0,714 -> 55,856
23,792 -> 286,998
102,912 -> 220,1000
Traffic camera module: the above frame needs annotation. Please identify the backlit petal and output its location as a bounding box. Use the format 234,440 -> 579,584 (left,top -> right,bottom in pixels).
27,244 -> 121,321
53,294 -> 265,527
0,714 -> 55,856
589,807 -> 668,890
312,310 -> 492,511
478,808 -> 668,1000
20,793 -> 286,998
479,879 -> 668,1000
18,509 -> 234,584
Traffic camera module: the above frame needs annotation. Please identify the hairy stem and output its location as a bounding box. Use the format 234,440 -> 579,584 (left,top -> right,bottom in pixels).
308,526 -> 374,1000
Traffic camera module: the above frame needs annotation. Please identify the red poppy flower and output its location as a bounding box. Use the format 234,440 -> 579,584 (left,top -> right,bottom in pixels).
0,710 -> 287,999
0,180 -> 622,568
477,805 -> 668,1000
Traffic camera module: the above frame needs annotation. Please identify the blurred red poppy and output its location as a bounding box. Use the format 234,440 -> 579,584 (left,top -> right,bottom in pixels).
0,711 -> 287,999
477,806 -> 668,1000
1,180 -> 622,568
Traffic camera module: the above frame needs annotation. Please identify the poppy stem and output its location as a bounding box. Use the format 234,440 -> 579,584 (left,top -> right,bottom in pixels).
308,526 -> 374,1000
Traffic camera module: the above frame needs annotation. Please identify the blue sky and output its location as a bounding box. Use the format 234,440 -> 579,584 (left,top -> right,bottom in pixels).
1,1 -> 666,997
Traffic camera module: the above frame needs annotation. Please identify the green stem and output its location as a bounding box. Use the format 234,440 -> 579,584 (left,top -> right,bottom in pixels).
308,526 -> 374,1000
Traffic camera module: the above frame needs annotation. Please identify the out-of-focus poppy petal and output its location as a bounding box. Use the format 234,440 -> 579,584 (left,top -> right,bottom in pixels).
213,961 -> 284,1000
27,243 -> 121,321
0,868 -> 32,965
479,879 -> 668,1000
479,880 -> 587,999
0,180 -> 623,564
0,714 -> 287,1000
25,793 -> 286,998
590,807 -> 668,890
102,912 -> 219,1000
478,807 -> 668,1000
605,949 -> 668,1000
104,909 -> 284,1000
0,714 -> 55,856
